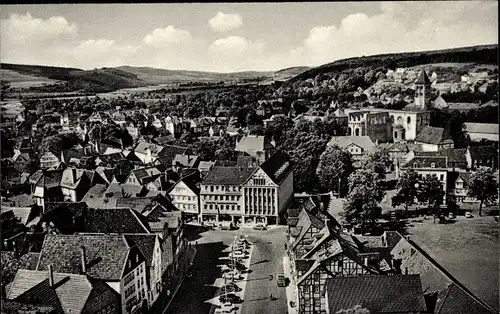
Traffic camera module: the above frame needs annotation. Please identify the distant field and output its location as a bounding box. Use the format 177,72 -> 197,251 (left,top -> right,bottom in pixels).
0,69 -> 59,87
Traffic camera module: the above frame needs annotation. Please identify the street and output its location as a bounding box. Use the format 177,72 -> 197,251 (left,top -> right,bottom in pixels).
165,225 -> 288,314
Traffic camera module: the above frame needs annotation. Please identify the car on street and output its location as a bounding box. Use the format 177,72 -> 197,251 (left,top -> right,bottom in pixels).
253,224 -> 267,230
465,212 -> 473,218
277,273 -> 286,287
219,293 -> 243,304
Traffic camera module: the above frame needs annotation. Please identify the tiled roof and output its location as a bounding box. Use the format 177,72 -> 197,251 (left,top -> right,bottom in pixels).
464,123 -> 499,135
134,141 -> 164,155
82,184 -> 107,202
259,151 -> 293,184
235,135 -> 267,156
202,166 -> 254,186
36,170 -> 63,189
294,259 -> 315,272
37,234 -> 131,280
7,269 -> 94,314
60,168 -> 86,189
435,282 -> 496,314
390,236 -> 496,313
291,209 -> 325,251
415,149 -> 467,165
42,203 -> 150,234
328,136 -> 375,152
198,161 -> 215,172
415,126 -> 451,145
1,251 -> 40,285
104,183 -> 145,198
404,156 -> 447,169
324,275 -> 427,313
172,154 -> 199,168
1,300 -> 55,314
123,234 -> 157,267
468,146 -> 498,160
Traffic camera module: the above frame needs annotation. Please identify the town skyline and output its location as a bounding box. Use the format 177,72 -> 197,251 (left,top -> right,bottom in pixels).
1,2 -> 498,72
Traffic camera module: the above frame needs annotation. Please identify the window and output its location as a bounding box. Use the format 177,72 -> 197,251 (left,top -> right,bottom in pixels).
440,174 -> 444,181
337,260 -> 343,268
136,254 -> 139,262
210,186 -> 214,192
391,115 -> 394,123
431,163 -> 436,168
407,117 -> 411,124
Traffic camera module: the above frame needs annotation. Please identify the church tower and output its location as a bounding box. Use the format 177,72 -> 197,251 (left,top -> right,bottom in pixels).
414,70 -> 431,109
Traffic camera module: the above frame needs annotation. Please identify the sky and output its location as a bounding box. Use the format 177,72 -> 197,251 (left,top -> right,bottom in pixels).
1,2 -> 498,73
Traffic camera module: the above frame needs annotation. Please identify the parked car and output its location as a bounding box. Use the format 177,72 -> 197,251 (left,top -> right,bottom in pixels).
494,216 -> 498,222
277,273 -> 286,287
465,212 -> 473,218
253,224 -> 267,230
219,293 -> 243,304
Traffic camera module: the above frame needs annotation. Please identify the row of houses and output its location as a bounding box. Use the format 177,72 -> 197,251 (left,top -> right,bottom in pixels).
286,200 -> 496,314
1,194 -> 190,314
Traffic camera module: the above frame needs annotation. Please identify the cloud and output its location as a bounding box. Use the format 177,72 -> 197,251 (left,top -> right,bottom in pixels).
286,2 -> 498,67
143,26 -> 194,47
208,12 -> 243,32
1,12 -> 77,47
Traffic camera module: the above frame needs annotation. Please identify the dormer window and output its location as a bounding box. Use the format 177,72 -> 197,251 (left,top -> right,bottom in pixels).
430,163 -> 436,168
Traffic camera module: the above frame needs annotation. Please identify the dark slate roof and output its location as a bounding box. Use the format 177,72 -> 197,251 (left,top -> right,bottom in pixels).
404,156 -> 447,169
415,149 -> 467,165
123,234 -> 157,267
294,259 -> 315,272
415,126 -> 451,145
416,70 -> 431,85
468,146 -> 498,160
434,282 -> 497,314
259,150 -> 293,184
1,251 -> 40,285
37,234 -> 132,281
7,269 -> 95,314
202,166 -> 255,186
324,275 -> 427,313
42,203 -> 151,234
36,170 -> 63,189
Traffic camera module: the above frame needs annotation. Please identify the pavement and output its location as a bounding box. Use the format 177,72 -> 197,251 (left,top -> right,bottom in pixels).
282,256 -> 298,314
166,227 -> 288,314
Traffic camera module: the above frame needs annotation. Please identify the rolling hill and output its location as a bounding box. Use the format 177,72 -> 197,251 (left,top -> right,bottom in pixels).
1,63 -> 310,94
284,44 -> 498,86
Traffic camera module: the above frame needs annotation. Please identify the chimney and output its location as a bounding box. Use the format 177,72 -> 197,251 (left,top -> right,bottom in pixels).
81,246 -> 87,273
48,264 -> 55,287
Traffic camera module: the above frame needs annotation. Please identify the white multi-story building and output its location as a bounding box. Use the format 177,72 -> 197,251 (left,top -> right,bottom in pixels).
168,174 -> 200,221
200,151 -> 294,225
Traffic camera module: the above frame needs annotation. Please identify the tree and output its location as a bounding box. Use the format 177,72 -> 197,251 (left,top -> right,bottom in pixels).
317,145 -> 354,196
468,167 -> 498,216
392,169 -> 422,217
417,175 -> 446,221
341,169 -> 385,230
359,147 -> 393,180
445,111 -> 470,148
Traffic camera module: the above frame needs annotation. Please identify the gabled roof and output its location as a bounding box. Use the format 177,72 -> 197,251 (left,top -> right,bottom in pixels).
123,234 -> 157,267
134,141 -> 164,155
42,203 -> 151,234
172,154 -> 199,168
390,235 -> 496,313
35,170 -> 64,189
324,275 -> 427,313
468,146 -> 498,160
104,183 -> 145,198
7,269 -> 95,314
259,150 -> 293,184
434,282 -> 496,314
82,184 -> 107,202
235,135 -> 269,156
202,166 -> 254,186
415,126 -> 451,145
328,136 -> 375,152
37,234 -> 133,281
60,168 -> 87,189
416,70 -> 431,85
404,155 -> 447,169
291,209 -> 325,251
198,161 -> 215,172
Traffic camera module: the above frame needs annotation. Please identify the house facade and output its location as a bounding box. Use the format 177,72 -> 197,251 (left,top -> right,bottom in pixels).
168,179 -> 200,220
